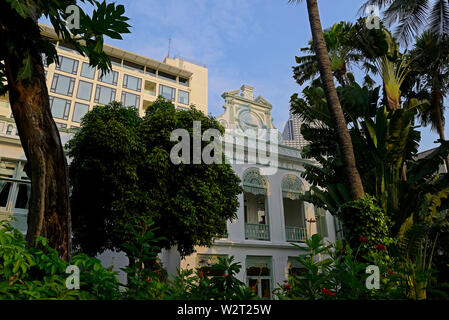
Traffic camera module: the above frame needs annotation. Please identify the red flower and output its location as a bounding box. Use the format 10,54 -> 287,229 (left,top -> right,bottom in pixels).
223,273 -> 228,277
359,235 -> 368,243
374,244 -> 386,251
320,287 -> 335,297
199,259 -> 206,264
388,269 -> 394,275
144,277 -> 152,282
198,271 -> 204,278
284,283 -> 291,290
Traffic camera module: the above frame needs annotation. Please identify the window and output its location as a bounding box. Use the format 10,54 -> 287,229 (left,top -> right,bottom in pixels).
121,91 -> 140,108
76,80 -> 93,101
159,84 -> 175,101
242,168 -> 269,241
246,256 -> 272,299
6,124 -> 13,135
49,96 -> 71,120
0,161 -> 30,233
94,85 -> 116,105
72,102 -> 89,123
98,70 -> 118,85
179,77 -> 189,86
80,62 -> 95,79
0,161 -> 16,209
196,254 -> 228,277
123,74 -> 142,92
315,207 -> 328,238
50,73 -> 76,97
178,90 -> 189,105
158,71 -> 177,83
177,106 -> 189,111
55,55 -> 79,75
282,175 -> 306,242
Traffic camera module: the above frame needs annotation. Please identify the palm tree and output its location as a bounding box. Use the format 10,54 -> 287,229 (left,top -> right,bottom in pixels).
408,32 -> 449,169
289,0 -> 365,200
361,0 -> 449,46
294,21 -> 362,87
294,20 -> 398,88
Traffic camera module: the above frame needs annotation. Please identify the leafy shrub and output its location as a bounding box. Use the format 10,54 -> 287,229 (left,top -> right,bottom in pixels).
340,194 -> 395,251
273,234 -> 406,300
0,220 -> 121,300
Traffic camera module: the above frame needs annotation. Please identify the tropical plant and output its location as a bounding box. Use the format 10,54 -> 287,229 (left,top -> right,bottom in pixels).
360,0 -> 449,45
294,19 -> 398,88
407,31 -> 449,169
0,220 -> 121,300
0,0 -> 131,260
274,234 -> 405,300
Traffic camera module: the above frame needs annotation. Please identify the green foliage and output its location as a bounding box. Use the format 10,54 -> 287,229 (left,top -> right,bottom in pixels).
67,98 -> 242,258
0,220 -> 120,300
0,0 -> 131,84
274,234 -> 406,300
340,194 -> 394,250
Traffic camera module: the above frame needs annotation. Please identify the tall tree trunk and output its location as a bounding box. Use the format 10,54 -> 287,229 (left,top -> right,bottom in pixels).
305,0 -> 365,200
432,88 -> 449,172
3,23 -> 72,260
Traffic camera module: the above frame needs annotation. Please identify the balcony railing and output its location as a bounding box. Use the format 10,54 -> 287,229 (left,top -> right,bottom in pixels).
245,223 -> 270,241
285,226 -> 307,242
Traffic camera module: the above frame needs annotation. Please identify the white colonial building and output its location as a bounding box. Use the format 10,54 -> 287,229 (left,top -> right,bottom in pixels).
161,85 -> 338,298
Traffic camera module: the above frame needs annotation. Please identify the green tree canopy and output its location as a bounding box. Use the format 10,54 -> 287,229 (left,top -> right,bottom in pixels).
67,98 -> 242,258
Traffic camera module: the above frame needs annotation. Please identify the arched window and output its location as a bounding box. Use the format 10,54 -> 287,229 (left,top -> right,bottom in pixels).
242,168 -> 269,241
6,124 -> 13,135
282,174 -> 306,242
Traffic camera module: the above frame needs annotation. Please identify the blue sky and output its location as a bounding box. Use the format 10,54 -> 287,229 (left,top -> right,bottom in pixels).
45,0 -> 445,152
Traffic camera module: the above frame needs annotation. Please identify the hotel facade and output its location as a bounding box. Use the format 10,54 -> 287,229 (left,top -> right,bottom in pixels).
0,26 -> 338,298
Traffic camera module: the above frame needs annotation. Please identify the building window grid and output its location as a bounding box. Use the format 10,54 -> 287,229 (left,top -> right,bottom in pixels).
159,84 -> 176,101
50,73 -> 76,97
49,96 -> 71,120
121,91 -> 141,108
178,90 -> 189,105
97,70 -> 118,86
76,80 -> 93,102
80,62 -> 96,79
72,102 -> 90,123
94,84 -> 116,105
55,55 -> 79,75
123,74 -> 142,92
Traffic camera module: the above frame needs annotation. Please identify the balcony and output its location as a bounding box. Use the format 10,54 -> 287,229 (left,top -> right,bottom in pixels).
285,226 -> 307,242
245,223 -> 270,241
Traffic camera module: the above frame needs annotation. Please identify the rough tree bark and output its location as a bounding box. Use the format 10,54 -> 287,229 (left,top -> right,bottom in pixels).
2,20 -> 72,260
305,0 -> 365,200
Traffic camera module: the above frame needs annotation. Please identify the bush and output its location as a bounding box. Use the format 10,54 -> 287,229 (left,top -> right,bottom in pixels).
0,220 -> 121,300
339,194 -> 395,251
273,234 -> 407,300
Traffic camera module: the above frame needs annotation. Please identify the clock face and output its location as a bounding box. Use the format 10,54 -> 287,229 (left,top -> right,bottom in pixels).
237,106 -> 263,131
